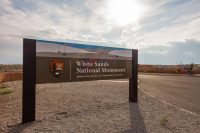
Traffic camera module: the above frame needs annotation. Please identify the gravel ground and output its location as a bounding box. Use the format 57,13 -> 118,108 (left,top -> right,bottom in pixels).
0,80 -> 200,133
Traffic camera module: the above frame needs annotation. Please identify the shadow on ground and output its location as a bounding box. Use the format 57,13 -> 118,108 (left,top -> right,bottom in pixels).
123,103 -> 147,133
6,122 -> 35,133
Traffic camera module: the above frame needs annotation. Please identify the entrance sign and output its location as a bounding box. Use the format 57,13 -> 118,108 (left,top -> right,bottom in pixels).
23,38 -> 138,123
36,40 -> 132,83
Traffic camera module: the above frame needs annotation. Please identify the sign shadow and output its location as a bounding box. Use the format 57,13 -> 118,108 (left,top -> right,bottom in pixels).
123,103 -> 147,133
6,122 -> 34,133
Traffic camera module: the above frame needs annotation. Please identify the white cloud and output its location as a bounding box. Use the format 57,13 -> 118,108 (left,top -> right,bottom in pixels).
139,39 -> 200,64
126,0 -> 200,48
0,36 -> 22,64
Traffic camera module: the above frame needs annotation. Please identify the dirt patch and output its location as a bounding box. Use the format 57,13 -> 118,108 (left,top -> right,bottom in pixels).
0,72 -> 22,83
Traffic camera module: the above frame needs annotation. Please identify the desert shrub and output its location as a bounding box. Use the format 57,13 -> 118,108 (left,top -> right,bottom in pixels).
160,115 -> 170,126
0,84 -> 13,95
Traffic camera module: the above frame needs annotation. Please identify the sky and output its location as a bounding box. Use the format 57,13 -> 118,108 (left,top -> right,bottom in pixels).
0,0 -> 200,64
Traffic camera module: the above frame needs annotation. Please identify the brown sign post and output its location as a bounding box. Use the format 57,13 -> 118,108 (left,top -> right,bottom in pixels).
129,50 -> 138,102
22,39 -> 36,123
22,38 -> 138,123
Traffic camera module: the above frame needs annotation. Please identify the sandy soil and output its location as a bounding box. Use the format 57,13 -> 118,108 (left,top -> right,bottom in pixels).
0,80 -> 200,133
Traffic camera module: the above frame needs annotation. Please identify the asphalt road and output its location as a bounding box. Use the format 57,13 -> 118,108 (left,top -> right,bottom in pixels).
139,74 -> 200,115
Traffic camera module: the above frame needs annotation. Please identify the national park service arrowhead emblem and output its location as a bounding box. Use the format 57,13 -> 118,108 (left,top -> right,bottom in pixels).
49,59 -> 64,78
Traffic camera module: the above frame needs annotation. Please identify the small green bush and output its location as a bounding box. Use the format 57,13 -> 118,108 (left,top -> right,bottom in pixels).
0,85 -> 13,95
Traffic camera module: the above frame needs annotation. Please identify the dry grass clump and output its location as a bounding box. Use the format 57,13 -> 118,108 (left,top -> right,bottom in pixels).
160,115 -> 170,126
